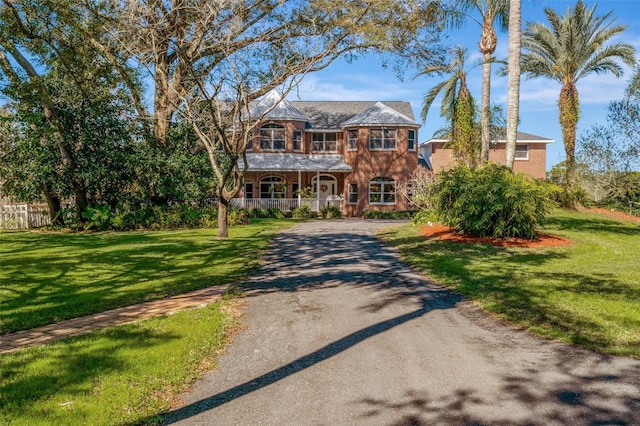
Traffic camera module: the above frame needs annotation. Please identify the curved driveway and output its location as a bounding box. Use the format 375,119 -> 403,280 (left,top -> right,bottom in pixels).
164,219 -> 640,425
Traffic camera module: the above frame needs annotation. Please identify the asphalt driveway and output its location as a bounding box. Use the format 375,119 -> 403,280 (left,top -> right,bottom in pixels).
163,219 -> 640,425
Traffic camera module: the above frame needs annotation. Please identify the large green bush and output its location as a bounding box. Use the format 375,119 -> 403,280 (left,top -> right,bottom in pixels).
292,204 -> 317,219
435,164 -> 555,239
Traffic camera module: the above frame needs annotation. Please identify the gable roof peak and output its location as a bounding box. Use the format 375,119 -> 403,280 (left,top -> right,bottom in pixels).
250,89 -> 308,121
340,101 -> 420,128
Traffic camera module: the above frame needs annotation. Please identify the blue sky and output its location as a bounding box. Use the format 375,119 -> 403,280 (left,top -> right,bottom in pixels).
295,0 -> 640,171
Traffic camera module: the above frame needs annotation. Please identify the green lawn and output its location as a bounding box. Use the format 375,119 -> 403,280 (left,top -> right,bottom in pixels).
380,209 -> 640,358
0,219 -> 293,333
1,302 -> 238,425
0,219 -> 296,425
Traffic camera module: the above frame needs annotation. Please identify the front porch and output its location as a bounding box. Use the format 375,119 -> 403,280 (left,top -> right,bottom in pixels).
230,197 -> 343,212
239,152 -> 352,214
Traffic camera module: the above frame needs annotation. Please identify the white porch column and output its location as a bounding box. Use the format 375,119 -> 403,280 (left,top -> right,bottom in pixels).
316,171 -> 320,210
298,170 -> 302,208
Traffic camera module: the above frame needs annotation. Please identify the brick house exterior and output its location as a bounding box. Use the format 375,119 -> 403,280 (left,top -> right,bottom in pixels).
235,90 -> 421,217
419,131 -> 554,179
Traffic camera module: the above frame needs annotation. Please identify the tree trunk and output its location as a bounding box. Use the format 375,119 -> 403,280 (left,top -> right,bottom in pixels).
480,51 -> 492,163
217,198 -> 229,239
74,184 -> 88,229
559,82 -> 580,192
505,0 -> 521,169
43,186 -> 64,226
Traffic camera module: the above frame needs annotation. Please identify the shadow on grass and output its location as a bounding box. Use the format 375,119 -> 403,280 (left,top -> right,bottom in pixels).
0,224 -> 283,334
0,326 -> 180,417
383,230 -> 640,357
544,212 -> 640,236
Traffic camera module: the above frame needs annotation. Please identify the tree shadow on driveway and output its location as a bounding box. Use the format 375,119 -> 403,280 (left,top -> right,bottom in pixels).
162,290 -> 462,424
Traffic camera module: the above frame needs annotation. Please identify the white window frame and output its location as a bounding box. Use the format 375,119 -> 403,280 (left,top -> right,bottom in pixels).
369,128 -> 397,150
311,132 -> 338,152
347,129 -> 358,151
260,176 -> 286,199
408,129 -> 416,151
260,124 -> 286,151
369,177 -> 396,205
293,131 -> 303,152
515,144 -> 529,160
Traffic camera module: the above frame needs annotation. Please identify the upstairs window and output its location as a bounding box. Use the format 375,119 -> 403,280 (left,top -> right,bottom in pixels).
369,129 -> 396,150
293,131 -> 303,151
369,177 -> 396,204
260,124 -> 285,151
312,133 -> 337,152
347,130 -> 358,151
515,144 -> 529,160
408,130 -> 416,151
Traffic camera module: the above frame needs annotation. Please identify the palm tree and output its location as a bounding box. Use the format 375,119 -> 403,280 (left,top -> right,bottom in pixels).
419,47 -> 480,168
520,0 -> 636,190
453,0 -> 509,163
504,0 -> 521,170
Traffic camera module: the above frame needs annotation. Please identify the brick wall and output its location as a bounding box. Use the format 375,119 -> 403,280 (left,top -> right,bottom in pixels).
427,142 -> 547,179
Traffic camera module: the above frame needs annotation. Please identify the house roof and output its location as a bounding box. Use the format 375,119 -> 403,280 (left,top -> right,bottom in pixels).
420,129 -> 554,146
289,100 -> 418,131
340,101 -> 420,128
246,153 -> 352,172
249,89 -> 308,121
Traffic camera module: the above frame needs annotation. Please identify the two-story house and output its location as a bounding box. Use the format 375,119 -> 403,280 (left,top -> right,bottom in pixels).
235,90 -> 421,217
419,130 -> 554,180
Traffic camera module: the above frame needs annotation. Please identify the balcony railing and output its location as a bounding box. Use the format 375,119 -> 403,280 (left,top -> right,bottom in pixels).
231,197 -> 342,212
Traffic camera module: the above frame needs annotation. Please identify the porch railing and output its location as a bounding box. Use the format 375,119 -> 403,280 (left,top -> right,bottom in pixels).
231,198 -> 342,212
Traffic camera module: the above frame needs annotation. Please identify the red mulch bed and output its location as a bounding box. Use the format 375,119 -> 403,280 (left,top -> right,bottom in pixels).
420,207 -> 640,248
420,224 -> 572,248
580,206 -> 640,224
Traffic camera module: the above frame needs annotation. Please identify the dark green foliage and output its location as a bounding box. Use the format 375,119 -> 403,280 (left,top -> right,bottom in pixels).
435,164 -> 555,239
320,204 -> 342,219
267,207 -> 287,219
292,204 -> 316,219
361,210 -> 416,220
249,207 -> 269,218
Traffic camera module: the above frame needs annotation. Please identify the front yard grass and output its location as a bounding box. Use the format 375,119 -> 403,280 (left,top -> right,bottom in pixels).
0,219 -> 293,334
1,301 -> 238,425
0,219 -> 296,425
380,209 -> 640,358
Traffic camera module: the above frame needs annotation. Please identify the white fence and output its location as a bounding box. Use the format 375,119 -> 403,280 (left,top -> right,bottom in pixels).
231,197 -> 342,212
0,204 -> 51,229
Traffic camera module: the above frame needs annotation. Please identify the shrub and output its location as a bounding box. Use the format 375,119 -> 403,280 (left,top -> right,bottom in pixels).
292,204 -> 316,219
81,205 -> 112,231
435,164 -> 556,239
320,204 -> 342,218
266,207 -> 287,219
228,208 -> 250,226
412,209 -> 439,226
249,207 -> 268,218
361,210 -> 416,220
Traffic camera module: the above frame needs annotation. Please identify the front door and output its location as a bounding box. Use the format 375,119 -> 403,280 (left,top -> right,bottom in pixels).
313,176 -> 337,206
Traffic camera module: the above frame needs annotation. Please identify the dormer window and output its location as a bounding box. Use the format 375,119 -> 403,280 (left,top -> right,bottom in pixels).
369,129 -> 397,150
260,124 -> 285,151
